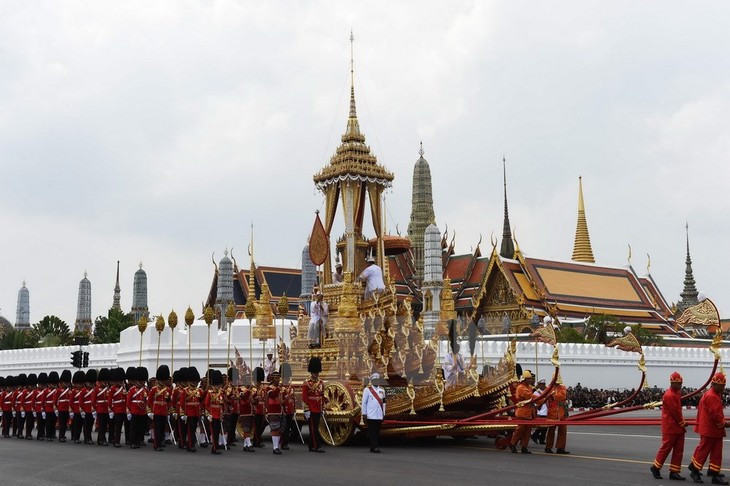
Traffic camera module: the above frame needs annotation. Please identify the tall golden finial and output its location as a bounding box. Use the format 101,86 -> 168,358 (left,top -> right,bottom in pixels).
571,176 -> 595,263
248,223 -> 256,301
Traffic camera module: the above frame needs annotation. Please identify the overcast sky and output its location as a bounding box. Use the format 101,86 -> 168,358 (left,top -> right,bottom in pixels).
1,1 -> 728,327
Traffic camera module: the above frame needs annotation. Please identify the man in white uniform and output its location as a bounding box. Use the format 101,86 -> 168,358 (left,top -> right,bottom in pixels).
362,373 -> 386,453
332,262 -> 343,284
307,292 -> 328,348
357,256 -> 385,300
443,343 -> 466,389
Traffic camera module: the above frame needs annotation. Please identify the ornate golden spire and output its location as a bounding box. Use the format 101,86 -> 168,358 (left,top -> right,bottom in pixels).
247,224 -> 257,302
571,176 -> 595,263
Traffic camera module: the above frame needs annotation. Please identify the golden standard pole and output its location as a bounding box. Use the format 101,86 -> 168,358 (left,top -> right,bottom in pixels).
155,315 -> 165,370
168,310 -> 178,370
278,294 -> 289,363
185,307 -> 194,367
204,306 -> 214,370
226,303 -> 236,368
137,315 -> 148,367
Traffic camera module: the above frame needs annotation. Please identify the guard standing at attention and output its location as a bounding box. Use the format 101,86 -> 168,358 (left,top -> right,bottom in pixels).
302,357 -> 325,453
362,372 -> 386,453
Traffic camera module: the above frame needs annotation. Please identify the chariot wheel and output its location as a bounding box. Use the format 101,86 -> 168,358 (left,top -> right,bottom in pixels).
319,381 -> 356,446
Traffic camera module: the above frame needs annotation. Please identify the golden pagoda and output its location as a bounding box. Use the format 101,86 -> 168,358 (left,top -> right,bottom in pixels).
571,176 -> 595,263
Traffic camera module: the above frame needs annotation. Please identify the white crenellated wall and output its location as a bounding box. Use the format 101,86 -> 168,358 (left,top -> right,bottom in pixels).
1,324 -> 726,390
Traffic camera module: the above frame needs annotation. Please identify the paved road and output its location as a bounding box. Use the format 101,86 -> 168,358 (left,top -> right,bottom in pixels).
0,410 -> 726,486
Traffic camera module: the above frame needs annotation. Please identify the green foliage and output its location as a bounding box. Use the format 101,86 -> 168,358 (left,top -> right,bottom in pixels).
556,326 -> 587,343
29,316 -> 73,347
0,329 -> 34,350
583,314 -> 621,345
92,307 -> 135,344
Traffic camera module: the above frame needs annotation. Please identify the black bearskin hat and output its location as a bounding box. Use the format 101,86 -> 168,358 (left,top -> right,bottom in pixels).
307,356 -> 322,374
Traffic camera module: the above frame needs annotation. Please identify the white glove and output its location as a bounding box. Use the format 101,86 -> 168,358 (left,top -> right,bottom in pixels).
42,412 -> 46,419
21,411 -> 25,418
304,411 -> 311,420
109,412 -> 114,419
207,415 -> 212,422
32,412 -> 37,418
69,412 -> 74,419
92,411 -> 97,419
81,412 -> 86,419
148,412 -> 154,420
181,415 -> 187,423
13,411 -> 17,418
173,413 -> 178,420
127,413 -> 132,421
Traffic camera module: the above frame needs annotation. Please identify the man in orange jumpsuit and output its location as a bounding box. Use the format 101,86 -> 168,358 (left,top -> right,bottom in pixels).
651,371 -> 686,480
545,375 -> 569,454
689,372 -> 729,484
510,370 -> 536,454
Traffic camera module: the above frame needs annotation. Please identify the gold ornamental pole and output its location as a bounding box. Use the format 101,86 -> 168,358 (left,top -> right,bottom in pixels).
137,315 -> 148,367
226,302 -> 236,368
168,310 -> 178,370
244,300 -> 256,379
184,307 -> 194,366
277,294 -> 289,362
204,306 -> 214,370
155,315 -> 165,370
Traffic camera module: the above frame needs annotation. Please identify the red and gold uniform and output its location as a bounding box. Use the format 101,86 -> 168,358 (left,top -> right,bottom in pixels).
238,384 -> 255,451
126,380 -> 148,448
253,384 -> 266,447
690,373 -> 728,480
653,372 -> 686,476
34,385 -> 47,439
302,375 -> 325,451
281,383 -> 296,449
225,383 -> 240,447
510,372 -> 536,452
1,384 -> 15,437
80,382 -> 96,444
204,386 -> 225,454
109,382 -> 126,447
266,372 -> 284,453
56,383 -> 72,442
181,384 -> 203,451
23,386 -> 37,439
43,383 -> 58,441
94,384 -> 111,445
69,384 -> 83,442
545,382 -> 569,453
147,384 -> 172,450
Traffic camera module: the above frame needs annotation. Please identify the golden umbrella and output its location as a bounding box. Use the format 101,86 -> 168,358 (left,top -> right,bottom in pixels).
137,315 -> 148,367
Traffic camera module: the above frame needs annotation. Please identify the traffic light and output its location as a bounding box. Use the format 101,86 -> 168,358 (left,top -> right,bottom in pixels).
71,350 -> 82,368
82,352 -> 89,368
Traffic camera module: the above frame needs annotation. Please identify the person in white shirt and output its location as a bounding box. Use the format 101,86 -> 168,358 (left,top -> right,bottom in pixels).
332,262 -> 343,284
531,378 -> 548,445
357,256 -> 385,300
307,292 -> 328,348
362,373 -> 386,453
263,351 -> 277,379
443,344 -> 466,388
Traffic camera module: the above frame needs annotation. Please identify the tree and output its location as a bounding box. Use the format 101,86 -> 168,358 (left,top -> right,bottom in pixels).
0,329 -> 34,350
583,314 -> 621,345
28,316 -> 73,347
92,307 -> 135,344
556,326 -> 588,343
624,323 -> 665,346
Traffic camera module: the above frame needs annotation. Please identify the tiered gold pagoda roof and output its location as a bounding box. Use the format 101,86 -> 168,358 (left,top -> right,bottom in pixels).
571,176 -> 595,263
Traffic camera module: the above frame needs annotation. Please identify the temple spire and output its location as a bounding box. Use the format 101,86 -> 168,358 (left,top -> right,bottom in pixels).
407,142 -> 436,281
677,222 -> 699,313
347,29 -> 359,134
500,156 -> 515,259
112,260 -> 121,311
571,176 -> 595,263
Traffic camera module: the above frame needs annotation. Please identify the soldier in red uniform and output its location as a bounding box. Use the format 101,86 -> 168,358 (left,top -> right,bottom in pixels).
171,368 -> 185,448
109,368 -> 126,447
545,375 -> 569,454
689,372 -> 729,484
80,369 -> 97,445
11,374 -> 26,438
70,371 -> 84,443
148,365 -> 172,451
651,371 -> 686,480
94,368 -> 111,446
266,370 -> 284,455
302,357 -> 325,453
510,370 -> 537,454
23,373 -> 37,440
43,371 -> 59,441
34,372 -> 48,440
1,376 -> 15,438
225,367 -> 240,448
238,373 -> 256,452
252,367 -> 267,448
181,367 -> 202,452
126,367 -> 148,449
56,370 -> 72,443
204,369 -> 225,455
281,363 -> 297,450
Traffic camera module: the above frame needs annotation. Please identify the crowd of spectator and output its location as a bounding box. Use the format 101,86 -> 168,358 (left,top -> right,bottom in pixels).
565,383 -> 730,409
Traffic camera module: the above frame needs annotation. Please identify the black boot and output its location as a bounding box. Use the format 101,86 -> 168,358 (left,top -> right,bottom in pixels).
521,447 -> 531,454
669,472 -> 686,481
509,444 -> 517,453
651,466 -> 663,479
689,464 -> 704,484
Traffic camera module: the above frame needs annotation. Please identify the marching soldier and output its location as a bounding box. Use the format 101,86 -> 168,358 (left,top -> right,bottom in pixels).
57,370 -> 72,443
148,365 -> 172,451
109,368 -> 127,448
126,367 -> 148,449
689,372 -> 729,484
12,374 -> 27,438
94,368 -> 111,446
651,371 -> 686,480
2,376 -> 15,438
204,369 -> 225,455
43,371 -> 59,441
266,370 -> 284,454
34,372 -> 48,440
545,375 -> 569,454
302,357 -> 325,453
253,367 -> 266,448
281,363 -> 297,450
239,373 -> 256,452
510,370 -> 536,454
70,371 -> 84,443
226,367 -> 240,447
181,367 -> 202,452
81,369 -> 97,445
171,368 -> 185,448
23,373 -> 37,440
123,367 -> 135,444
